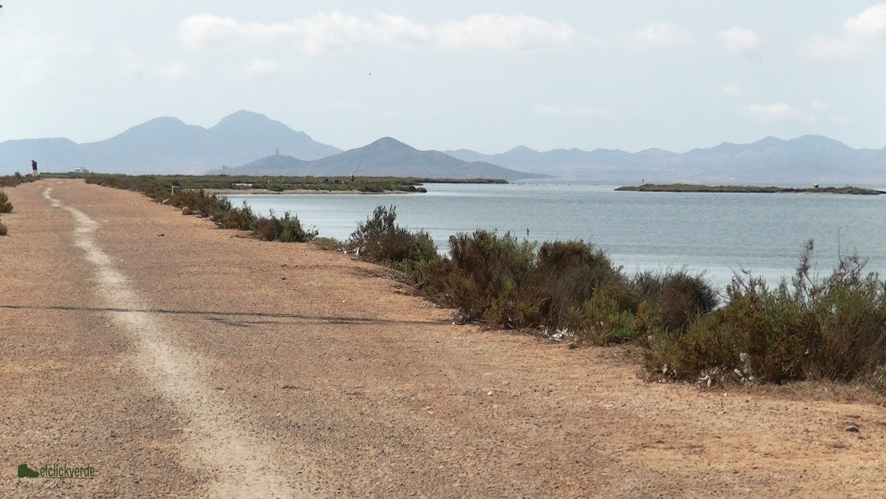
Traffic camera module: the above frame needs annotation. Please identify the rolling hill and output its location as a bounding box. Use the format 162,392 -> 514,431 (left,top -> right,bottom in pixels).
218,137 -> 548,181
0,111 -> 340,175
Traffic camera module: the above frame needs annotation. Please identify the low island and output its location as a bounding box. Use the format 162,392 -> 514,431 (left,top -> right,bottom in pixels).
70,173 -> 507,196
615,183 -> 886,195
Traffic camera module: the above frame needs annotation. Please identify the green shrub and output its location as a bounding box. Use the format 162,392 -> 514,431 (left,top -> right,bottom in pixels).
628,269 -> 718,333
0,217 -> 7,236
647,241 -> 886,390
347,206 -> 438,265
213,201 -> 257,231
254,210 -> 317,242
0,191 -> 12,213
581,281 -> 641,344
424,234 -> 633,334
531,240 -> 624,330
442,230 -> 536,326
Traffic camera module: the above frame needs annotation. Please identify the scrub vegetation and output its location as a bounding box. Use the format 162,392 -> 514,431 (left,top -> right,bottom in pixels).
648,242 -> 886,391
349,206 -> 886,394
87,175 -> 317,243
0,191 -> 12,213
0,172 -> 36,188
79,173 -> 504,196
0,172 -> 39,236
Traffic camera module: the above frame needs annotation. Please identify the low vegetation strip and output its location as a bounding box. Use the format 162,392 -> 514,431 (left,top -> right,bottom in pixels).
76,173 -> 505,196
0,172 -> 38,188
83,175 -> 317,243
0,172 -> 39,236
616,183 -> 885,195
347,206 -> 886,394
82,173 -> 431,194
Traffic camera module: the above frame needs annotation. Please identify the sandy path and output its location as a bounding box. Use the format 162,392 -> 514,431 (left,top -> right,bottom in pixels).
2,179 -> 886,498
40,185 -> 306,498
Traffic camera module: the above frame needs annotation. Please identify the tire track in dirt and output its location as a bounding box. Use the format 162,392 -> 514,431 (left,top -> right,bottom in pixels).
42,186 -> 313,499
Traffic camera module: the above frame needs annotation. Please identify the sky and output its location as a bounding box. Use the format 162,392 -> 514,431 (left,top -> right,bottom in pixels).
0,1 -> 885,154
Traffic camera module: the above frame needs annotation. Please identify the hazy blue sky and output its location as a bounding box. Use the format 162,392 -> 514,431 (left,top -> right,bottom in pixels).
1,1 -> 884,153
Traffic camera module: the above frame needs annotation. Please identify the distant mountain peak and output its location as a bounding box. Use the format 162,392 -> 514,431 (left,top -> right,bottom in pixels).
211,110 -> 298,133
126,116 -> 187,131
370,136 -> 407,146
359,137 -> 415,152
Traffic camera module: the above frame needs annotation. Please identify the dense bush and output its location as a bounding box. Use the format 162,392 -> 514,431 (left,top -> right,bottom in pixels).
254,210 -> 317,242
441,230 -> 537,327
0,217 -> 7,236
346,209 -> 723,346
347,206 -> 438,265
0,191 -> 12,213
647,241 -> 886,390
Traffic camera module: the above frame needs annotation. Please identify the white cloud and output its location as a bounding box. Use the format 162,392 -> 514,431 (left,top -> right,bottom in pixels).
809,99 -> 827,111
799,4 -> 886,63
624,22 -> 691,49
244,58 -> 288,78
844,3 -> 886,39
434,14 -> 581,52
719,27 -> 764,56
742,103 -> 814,123
798,36 -> 858,62
179,11 -> 582,55
532,104 -> 614,119
721,84 -> 742,96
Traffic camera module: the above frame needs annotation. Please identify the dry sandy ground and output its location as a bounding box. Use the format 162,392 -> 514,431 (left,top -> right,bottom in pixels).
1,179 -> 885,498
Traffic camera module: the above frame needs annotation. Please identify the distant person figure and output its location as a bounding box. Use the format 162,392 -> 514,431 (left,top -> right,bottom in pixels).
31,159 -> 38,176
350,174 -> 355,182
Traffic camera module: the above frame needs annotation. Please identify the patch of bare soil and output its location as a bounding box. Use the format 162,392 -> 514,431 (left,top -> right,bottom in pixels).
1,179 -> 885,498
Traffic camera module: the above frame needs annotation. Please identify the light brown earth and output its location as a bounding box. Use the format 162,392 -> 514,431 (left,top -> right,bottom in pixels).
1,179 -> 885,498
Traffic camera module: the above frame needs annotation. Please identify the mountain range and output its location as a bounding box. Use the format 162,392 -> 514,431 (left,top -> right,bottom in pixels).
447,136 -> 886,184
218,137 -> 546,181
2,110 -> 885,184
0,111 -> 340,175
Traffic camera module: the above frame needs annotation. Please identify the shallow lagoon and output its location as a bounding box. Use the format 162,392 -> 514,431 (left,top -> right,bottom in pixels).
226,183 -> 886,290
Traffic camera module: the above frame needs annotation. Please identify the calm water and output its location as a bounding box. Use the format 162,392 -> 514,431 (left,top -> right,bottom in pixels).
225,183 -> 886,289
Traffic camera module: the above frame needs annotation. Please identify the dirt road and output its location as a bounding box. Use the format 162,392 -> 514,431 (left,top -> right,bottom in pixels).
1,179 -> 885,498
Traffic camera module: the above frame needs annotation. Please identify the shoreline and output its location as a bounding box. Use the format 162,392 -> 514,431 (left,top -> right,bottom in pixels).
207,188 -> 422,195
616,183 -> 886,195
